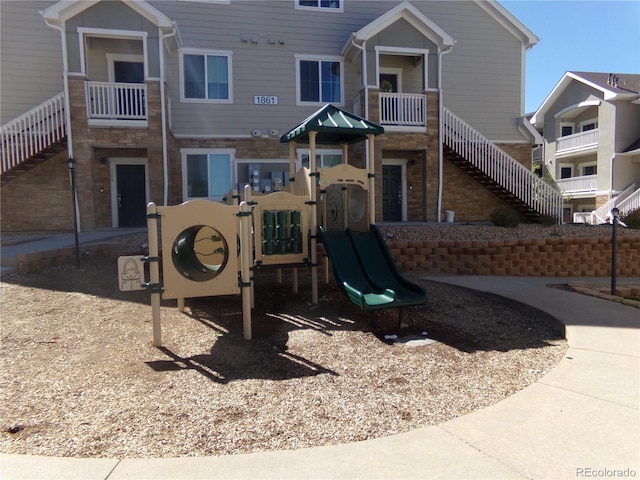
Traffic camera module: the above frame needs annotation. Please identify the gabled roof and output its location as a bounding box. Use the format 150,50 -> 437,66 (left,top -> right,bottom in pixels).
344,1 -> 455,53
41,0 -> 174,29
280,104 -> 384,145
477,0 -> 539,49
531,71 -> 640,124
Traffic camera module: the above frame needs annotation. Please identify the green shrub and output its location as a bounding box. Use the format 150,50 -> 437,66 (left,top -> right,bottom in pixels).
490,210 -> 521,228
621,208 -> 640,229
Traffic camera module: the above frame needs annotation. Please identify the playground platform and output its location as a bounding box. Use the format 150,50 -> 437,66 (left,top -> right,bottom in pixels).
0,231 -> 638,479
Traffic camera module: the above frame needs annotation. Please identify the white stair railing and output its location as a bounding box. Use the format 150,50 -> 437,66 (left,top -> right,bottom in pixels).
591,183 -> 639,224
443,107 -> 563,221
1,92 -> 66,175
617,187 -> 640,216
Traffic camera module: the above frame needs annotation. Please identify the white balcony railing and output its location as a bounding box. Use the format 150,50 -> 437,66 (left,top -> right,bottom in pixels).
557,129 -> 598,154
379,92 -> 426,127
85,81 -> 147,121
556,175 -> 598,194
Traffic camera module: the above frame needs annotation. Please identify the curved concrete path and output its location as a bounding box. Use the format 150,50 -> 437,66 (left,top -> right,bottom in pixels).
1,276 -> 639,479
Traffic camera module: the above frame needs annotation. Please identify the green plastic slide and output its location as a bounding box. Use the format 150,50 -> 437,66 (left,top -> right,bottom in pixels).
319,226 -> 426,312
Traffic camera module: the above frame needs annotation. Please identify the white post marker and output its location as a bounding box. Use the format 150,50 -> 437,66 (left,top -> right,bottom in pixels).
117,256 -> 145,291
239,201 -> 253,340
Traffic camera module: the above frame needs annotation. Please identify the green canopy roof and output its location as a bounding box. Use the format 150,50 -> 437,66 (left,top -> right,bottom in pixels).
280,104 -> 384,145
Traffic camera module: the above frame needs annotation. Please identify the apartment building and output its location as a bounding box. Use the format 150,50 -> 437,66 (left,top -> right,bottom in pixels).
531,71 -> 640,224
1,0 -> 560,232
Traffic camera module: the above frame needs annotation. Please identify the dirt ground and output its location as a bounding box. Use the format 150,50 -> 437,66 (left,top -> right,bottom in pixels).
0,253 -> 567,458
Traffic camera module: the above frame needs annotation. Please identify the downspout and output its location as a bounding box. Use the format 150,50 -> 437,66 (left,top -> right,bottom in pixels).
350,37 -> 368,119
44,16 -> 80,231
159,23 -> 178,206
609,154 -> 615,200
437,45 -> 453,223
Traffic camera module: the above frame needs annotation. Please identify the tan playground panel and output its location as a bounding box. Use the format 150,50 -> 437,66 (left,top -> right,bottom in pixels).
158,199 -> 240,300
251,190 -> 311,266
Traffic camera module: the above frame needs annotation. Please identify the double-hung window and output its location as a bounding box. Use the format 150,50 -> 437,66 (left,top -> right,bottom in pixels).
296,55 -> 343,105
181,50 -> 232,102
182,149 -> 234,201
296,0 -> 342,11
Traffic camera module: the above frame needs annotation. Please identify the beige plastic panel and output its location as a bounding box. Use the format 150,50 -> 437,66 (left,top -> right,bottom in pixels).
318,164 -> 369,190
252,190 -> 311,266
159,200 -> 240,300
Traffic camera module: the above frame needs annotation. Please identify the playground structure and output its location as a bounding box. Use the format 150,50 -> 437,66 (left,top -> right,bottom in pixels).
145,104 -> 426,347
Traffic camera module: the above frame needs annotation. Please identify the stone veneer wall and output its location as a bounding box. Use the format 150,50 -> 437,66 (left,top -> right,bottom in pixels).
16,236 -> 639,277
387,236 -> 640,277
0,150 -> 72,231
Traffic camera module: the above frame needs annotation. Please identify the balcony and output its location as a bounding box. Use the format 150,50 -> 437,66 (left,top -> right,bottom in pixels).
85,81 -> 147,126
379,92 -> 426,130
556,175 -> 597,196
556,129 -> 598,155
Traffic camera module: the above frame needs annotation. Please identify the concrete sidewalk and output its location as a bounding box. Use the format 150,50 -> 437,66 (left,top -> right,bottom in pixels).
1,273 -> 638,479
0,228 -> 145,275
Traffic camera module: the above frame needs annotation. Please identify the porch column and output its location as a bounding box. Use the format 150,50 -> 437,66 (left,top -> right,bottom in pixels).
368,133 -> 376,226
289,141 -> 297,182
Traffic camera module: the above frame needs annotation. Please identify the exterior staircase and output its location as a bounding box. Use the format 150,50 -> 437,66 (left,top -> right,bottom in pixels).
591,183 -> 640,224
443,107 -> 563,222
1,92 -> 67,186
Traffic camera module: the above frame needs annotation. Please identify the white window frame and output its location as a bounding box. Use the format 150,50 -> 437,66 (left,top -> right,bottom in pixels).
579,118 -> 598,132
181,148 -> 235,201
295,0 -> 343,13
106,54 -> 144,83
559,163 -> 574,179
296,149 -> 343,170
375,46 -> 429,90
295,54 -> 344,106
559,122 -> 574,137
379,67 -> 403,93
180,48 -> 233,103
579,161 -> 597,176
77,27 -> 148,79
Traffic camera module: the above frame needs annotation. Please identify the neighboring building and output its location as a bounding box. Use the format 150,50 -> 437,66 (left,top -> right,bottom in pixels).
530,71 -> 640,224
1,0 -> 561,232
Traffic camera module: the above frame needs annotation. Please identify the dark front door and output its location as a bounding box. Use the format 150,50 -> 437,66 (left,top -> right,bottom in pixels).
382,165 -> 402,222
114,61 -> 145,117
114,61 -> 144,83
116,164 -> 146,228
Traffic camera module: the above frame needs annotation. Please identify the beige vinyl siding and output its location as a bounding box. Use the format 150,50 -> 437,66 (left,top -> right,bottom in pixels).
158,0 -> 368,136
434,1 -> 525,141
65,2 -> 161,78
0,1 -> 62,124
151,0 -> 529,140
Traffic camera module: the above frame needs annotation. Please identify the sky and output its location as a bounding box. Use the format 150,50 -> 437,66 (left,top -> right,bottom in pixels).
500,0 -> 640,113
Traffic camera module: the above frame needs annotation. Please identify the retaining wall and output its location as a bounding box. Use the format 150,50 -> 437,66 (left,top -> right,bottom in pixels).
14,236 -> 640,277
387,236 -> 640,277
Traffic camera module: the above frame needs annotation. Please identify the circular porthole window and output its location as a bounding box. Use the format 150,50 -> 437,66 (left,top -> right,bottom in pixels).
172,225 -> 229,282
